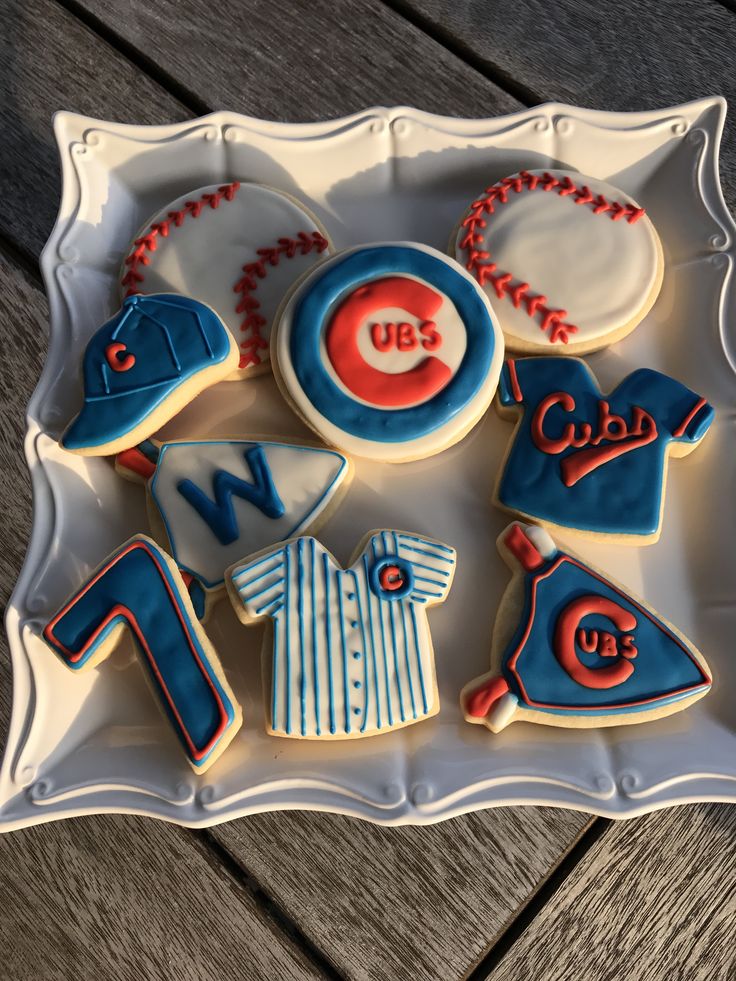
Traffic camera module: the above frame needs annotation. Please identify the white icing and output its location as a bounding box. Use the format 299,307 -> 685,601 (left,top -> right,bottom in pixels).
525,524 -> 556,559
488,692 -> 519,732
230,532 -> 455,737
150,440 -> 348,588
454,169 -> 661,348
274,242 -> 505,462
121,183 -> 332,378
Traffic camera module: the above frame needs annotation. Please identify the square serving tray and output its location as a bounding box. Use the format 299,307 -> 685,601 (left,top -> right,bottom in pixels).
3,98 -> 736,829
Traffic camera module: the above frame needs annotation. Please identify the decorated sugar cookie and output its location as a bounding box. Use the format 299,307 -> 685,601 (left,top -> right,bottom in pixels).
227,531 -> 456,738
42,535 -> 242,772
121,181 -> 332,378
62,294 -> 238,457
116,438 -> 352,617
461,523 -> 712,732
271,243 -> 504,462
495,358 -> 714,542
453,169 -> 663,353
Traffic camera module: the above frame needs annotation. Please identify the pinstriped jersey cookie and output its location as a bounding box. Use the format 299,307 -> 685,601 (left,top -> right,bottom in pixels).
452,169 -> 663,354
120,181 -> 333,379
226,530 -> 456,739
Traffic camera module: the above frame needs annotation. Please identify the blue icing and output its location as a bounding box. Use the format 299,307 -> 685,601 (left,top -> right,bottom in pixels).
42,536 -> 237,768
177,445 -> 285,546
62,294 -> 233,451
502,549 -> 710,716
289,245 -> 496,442
498,358 -> 714,536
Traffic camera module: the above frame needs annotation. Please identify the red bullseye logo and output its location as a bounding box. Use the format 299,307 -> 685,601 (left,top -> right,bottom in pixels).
553,595 -> 638,689
325,276 -> 453,407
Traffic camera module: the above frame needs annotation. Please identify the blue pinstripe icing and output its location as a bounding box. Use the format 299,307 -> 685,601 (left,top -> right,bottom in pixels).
297,539 -> 307,736
382,532 -> 406,723
231,532 -> 453,737
348,569 -> 371,732
364,553 -> 393,727
398,544 -> 455,563
397,534 -> 455,554
409,602 -> 429,715
393,532 -> 417,718
336,571 -> 351,734
323,552 -> 336,734
310,538 -> 321,735
284,545 -> 292,735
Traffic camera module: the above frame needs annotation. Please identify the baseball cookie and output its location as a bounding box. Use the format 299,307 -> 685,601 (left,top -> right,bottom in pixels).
461,523 -> 712,733
121,181 -> 332,379
495,357 -> 714,543
452,169 -> 663,354
271,242 -> 505,462
42,535 -> 242,772
226,530 -> 456,739
62,294 -> 238,457
115,437 -> 352,619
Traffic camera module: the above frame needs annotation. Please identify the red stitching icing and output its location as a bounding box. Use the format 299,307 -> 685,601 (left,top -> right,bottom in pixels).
121,181 -> 329,370
233,231 -> 329,368
460,171 -> 646,344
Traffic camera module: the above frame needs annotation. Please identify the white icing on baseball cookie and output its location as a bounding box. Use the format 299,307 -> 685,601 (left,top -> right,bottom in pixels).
272,242 -> 505,462
121,182 -> 332,378
454,169 -> 663,353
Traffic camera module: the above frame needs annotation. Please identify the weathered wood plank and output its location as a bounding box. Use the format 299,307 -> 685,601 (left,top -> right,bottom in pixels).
389,0 -> 736,206
0,252 -> 327,981
67,0 -> 521,119
0,0 -> 188,259
485,802 -> 736,981
209,806 -> 592,981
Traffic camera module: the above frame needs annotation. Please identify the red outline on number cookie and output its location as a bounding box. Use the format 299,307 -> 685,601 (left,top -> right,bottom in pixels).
121,181 -> 329,370
459,171 -> 646,344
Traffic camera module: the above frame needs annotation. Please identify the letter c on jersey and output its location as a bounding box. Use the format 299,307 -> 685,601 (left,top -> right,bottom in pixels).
553,595 -> 637,689
325,277 -> 452,407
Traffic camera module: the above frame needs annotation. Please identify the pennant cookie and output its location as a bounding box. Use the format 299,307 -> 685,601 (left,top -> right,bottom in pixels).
461,523 -> 712,731
116,438 -> 351,618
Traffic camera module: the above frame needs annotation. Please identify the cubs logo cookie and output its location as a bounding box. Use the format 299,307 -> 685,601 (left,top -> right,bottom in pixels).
495,357 -> 714,542
42,535 -> 242,772
115,438 -> 352,618
62,294 -> 238,456
226,531 -> 456,738
271,243 -> 504,462
121,181 -> 332,379
461,523 -> 712,732
453,169 -> 663,354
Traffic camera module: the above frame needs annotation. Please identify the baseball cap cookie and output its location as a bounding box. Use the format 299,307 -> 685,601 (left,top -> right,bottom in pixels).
62,293 -> 238,457
121,181 -> 333,379
271,243 -> 505,462
452,169 -> 663,354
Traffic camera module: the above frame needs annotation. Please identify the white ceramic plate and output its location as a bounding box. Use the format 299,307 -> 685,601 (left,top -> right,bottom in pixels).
3,99 -> 736,830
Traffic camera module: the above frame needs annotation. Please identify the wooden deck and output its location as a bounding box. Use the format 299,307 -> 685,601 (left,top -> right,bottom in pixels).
1,1 -> 735,977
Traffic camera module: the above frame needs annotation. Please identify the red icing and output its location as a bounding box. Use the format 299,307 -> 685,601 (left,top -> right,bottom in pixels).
576,628 -> 599,653
325,277 -> 452,407
419,321 -> 442,352
234,231 -> 329,368
554,595 -> 637,688
379,565 -> 405,591
503,524 -> 545,572
460,171 -> 646,344
116,447 -> 156,480
105,342 -> 135,372
464,675 -> 510,718
505,554 -> 711,711
369,321 -> 442,353
42,540 -> 229,762
672,397 -> 707,438
531,394 -> 658,486
506,358 -> 523,403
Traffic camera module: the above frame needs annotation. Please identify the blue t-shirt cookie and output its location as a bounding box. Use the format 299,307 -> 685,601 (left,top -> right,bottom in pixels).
495,357 -> 714,541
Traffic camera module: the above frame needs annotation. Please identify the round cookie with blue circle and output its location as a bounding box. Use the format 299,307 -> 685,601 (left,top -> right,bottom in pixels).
271,243 -> 505,462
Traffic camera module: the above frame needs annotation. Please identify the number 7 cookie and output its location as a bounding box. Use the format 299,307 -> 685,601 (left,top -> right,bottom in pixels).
461,523 -> 712,732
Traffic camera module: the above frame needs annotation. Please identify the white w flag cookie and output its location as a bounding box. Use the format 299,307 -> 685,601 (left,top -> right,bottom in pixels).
227,531 -> 456,738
